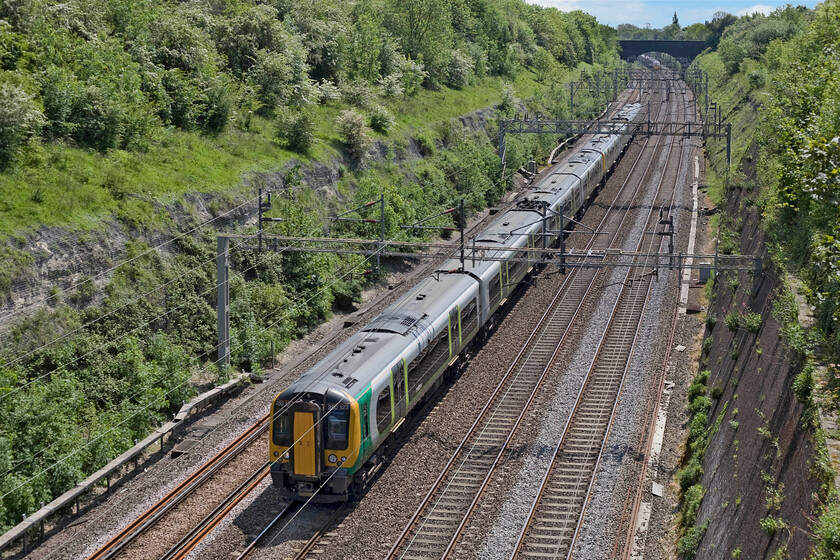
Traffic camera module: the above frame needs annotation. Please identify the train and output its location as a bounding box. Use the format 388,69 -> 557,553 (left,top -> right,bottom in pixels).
269,102 -> 643,502
638,53 -> 662,70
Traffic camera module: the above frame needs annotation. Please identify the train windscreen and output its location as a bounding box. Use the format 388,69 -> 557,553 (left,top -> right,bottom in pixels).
272,401 -> 292,446
325,404 -> 350,449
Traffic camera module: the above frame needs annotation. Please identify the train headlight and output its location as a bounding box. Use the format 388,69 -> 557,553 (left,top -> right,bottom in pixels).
274,451 -> 279,457
341,456 -> 347,463
283,452 -> 290,460
328,454 -> 337,463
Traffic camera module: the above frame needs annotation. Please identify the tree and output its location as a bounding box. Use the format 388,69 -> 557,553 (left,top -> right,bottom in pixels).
533,47 -> 556,82
386,0 -> 452,81
0,84 -> 43,169
705,11 -> 737,48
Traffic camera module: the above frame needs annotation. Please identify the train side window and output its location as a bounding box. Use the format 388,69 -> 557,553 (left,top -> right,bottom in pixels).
392,363 -> 405,410
461,300 -> 478,336
408,328 -> 450,399
489,273 -> 502,307
375,385 -> 392,433
450,308 -> 459,348
362,402 -> 369,439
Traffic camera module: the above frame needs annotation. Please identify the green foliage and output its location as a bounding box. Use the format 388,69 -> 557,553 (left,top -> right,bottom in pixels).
793,363 -> 815,403
677,521 -> 708,559
0,245 -> 33,303
705,313 -> 717,330
499,82 -> 517,115
746,68 -> 766,90
812,500 -> 840,560
0,0 -> 628,534
717,37 -> 748,74
682,483 -> 704,527
0,83 -> 44,169
447,49 -> 474,89
679,457 -> 704,492
725,309 -> 740,331
702,335 -> 713,356
742,311 -> 762,333
336,109 -> 372,160
688,370 -> 710,402
276,106 -> 315,153
368,104 -> 395,133
690,395 -> 713,415
759,515 -> 787,535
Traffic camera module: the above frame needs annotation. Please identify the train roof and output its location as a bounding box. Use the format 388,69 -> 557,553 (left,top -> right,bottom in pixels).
284,272 -> 479,399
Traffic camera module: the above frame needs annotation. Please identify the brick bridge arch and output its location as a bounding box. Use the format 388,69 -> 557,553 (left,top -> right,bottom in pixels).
618,40 -> 706,61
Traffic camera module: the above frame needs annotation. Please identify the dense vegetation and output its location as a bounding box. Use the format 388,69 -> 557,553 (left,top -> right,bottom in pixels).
0,0 -> 624,533
674,1 -> 840,557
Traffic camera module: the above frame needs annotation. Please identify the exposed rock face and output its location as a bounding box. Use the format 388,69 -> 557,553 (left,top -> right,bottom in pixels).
692,179 -> 819,559
1,105 -> 500,320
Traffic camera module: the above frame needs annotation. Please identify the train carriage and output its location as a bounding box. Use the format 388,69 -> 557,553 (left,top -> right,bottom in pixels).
269,102 -> 642,502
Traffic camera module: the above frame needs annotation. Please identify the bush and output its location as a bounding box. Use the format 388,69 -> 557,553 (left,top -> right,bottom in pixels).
340,79 -> 379,108
705,313 -> 717,330
742,311 -> 762,333
690,395 -> 712,415
678,457 -> 704,491
276,106 -> 315,152
793,364 -> 814,403
702,335 -> 714,355
368,104 -> 394,133
200,75 -> 233,134
682,483 -> 704,526
0,83 -> 43,168
499,82 -> 517,115
317,79 -> 341,103
747,68 -> 766,89
813,500 -> 840,560
687,412 -> 708,445
336,109 -> 372,160
447,49 -> 474,89
688,376 -> 708,402
677,522 -> 708,559
725,310 -> 740,331
377,74 -> 404,98
759,515 -> 787,535
399,57 -> 427,98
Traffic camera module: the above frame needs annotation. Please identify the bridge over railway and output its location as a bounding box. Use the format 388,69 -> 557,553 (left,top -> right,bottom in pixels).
619,39 -> 706,61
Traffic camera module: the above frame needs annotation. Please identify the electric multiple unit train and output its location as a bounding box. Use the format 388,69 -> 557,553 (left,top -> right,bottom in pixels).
269,103 -> 642,502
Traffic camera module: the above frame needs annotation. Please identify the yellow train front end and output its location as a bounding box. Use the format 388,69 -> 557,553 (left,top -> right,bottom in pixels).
269,387 -> 365,502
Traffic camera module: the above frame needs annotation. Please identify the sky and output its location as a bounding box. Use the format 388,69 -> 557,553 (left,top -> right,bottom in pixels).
525,0 -> 821,28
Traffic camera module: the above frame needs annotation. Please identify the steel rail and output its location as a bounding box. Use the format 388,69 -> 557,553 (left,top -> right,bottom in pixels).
83,181 -> 530,560
160,463 -> 270,560
234,501 -> 297,560
386,91 -> 670,560
509,78 -> 687,560
87,414 -> 270,560
563,78 -> 689,560
616,79 -> 697,560
440,87 -> 682,560
293,503 -> 349,560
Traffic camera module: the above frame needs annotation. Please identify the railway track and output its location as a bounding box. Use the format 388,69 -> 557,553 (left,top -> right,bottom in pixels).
510,250 -> 657,559
384,88 -> 678,560
71,90 -> 648,560
77,164 -> 541,560
87,415 -> 269,560
510,73 -> 690,560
